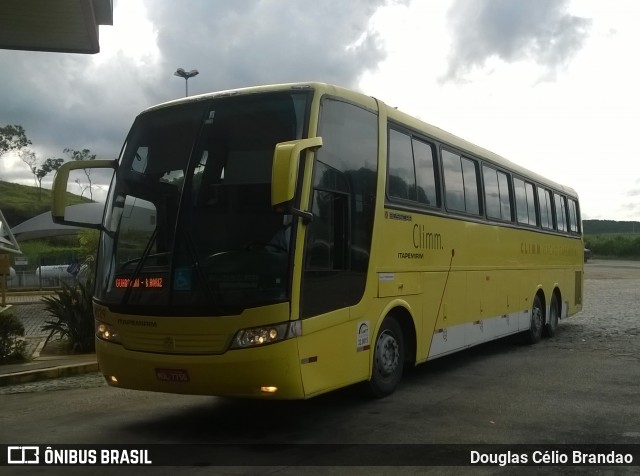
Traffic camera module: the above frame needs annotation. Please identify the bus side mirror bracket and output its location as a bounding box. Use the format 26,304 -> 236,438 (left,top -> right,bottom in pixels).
52,159 -> 118,229
271,137 -> 322,222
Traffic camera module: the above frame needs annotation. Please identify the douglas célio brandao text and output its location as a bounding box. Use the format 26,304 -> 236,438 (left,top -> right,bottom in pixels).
470,450 -> 634,466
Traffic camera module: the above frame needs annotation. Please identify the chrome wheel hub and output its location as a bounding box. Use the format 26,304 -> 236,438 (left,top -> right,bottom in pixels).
376,331 -> 399,377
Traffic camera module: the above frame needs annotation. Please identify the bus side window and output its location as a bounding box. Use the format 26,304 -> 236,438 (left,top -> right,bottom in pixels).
568,198 -> 580,234
301,98 -> 378,318
538,187 -> 554,230
443,149 -> 480,215
514,177 -> 537,226
461,157 -> 480,215
387,128 -> 439,208
554,194 -> 568,232
483,166 -> 501,220
387,129 -> 414,200
443,150 -> 465,212
413,138 -> 438,207
497,170 -> 512,221
483,165 -> 512,222
526,183 -> 537,226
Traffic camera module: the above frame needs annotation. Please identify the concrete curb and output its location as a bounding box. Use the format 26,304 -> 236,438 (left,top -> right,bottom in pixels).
0,362 -> 99,387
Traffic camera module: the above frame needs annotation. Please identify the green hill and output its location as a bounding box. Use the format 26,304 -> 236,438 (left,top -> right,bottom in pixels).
582,220 -> 640,235
0,180 -> 90,227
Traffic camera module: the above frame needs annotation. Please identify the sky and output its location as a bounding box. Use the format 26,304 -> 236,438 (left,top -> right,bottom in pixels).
1,0 -> 639,221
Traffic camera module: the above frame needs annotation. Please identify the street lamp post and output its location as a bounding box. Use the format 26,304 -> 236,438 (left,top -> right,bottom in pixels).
174,68 -> 199,97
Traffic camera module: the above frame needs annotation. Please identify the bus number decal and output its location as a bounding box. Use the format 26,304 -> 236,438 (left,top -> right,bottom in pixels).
356,321 -> 370,352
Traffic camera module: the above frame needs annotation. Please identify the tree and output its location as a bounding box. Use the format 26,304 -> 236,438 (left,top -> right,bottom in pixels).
38,157 -> 65,197
19,148 -> 64,200
0,125 -> 31,158
64,148 -> 96,200
18,149 -> 38,186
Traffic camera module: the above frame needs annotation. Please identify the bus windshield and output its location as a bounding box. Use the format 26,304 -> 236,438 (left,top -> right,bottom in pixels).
95,91 -> 310,315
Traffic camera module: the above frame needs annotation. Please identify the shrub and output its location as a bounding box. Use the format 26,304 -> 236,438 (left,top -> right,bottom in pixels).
585,234 -> 640,259
0,311 -> 27,363
41,278 -> 95,353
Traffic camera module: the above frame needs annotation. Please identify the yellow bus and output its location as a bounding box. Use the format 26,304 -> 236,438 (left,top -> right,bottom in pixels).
52,82 -> 584,399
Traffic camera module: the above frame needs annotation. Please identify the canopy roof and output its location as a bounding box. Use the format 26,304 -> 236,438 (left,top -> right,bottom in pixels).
0,209 -> 21,254
0,0 -> 113,54
10,203 -> 104,241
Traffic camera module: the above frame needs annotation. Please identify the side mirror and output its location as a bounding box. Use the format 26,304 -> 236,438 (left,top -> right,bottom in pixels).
52,159 -> 118,228
271,137 -> 322,220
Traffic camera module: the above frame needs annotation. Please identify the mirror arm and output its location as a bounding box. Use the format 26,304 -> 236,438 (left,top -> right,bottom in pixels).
290,208 -> 313,224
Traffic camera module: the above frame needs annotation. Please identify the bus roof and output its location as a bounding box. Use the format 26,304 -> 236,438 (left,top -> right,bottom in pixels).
143,82 -> 578,198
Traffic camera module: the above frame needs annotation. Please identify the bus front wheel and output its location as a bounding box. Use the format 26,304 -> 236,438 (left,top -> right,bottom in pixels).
524,294 -> 544,344
367,317 -> 404,398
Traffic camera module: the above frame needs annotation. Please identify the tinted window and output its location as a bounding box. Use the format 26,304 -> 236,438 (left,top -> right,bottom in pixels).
96,92 -> 310,315
302,98 -> 378,317
462,157 -> 480,215
483,166 -> 501,219
514,178 -> 537,226
497,171 -> 512,221
539,187 -> 554,230
525,182 -> 537,226
555,194 -> 567,232
483,166 -> 511,221
413,138 -> 438,206
388,129 -> 415,200
568,198 -> 580,233
387,130 -> 439,207
514,178 -> 529,224
443,150 -> 478,214
443,150 -> 464,212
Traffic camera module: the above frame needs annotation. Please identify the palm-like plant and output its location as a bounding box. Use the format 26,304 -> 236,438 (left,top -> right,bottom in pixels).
41,260 -> 95,353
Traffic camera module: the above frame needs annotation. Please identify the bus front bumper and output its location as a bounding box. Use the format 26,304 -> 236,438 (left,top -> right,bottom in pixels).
96,337 -> 305,399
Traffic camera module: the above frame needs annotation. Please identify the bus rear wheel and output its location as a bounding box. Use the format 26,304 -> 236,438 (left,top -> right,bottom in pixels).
544,293 -> 560,338
524,294 -> 544,345
367,317 -> 404,398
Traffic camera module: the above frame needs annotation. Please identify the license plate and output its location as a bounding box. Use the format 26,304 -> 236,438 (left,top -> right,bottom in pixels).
155,368 -> 190,382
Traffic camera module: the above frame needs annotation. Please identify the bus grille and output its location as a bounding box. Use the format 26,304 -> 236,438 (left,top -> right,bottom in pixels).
122,331 -> 230,354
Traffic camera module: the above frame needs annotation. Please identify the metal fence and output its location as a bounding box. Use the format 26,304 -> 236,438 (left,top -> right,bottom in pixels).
5,253 -> 87,290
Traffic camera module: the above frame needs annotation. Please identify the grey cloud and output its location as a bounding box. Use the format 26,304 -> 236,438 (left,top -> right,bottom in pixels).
145,0 -> 389,94
442,0 -> 591,82
0,50 -> 155,163
1,0 -> 393,183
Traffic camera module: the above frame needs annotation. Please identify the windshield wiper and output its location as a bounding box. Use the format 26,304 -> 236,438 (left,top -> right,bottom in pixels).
180,230 -> 224,314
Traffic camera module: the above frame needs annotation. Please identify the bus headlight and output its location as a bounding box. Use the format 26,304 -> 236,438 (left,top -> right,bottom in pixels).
95,320 -> 122,344
231,321 -> 299,349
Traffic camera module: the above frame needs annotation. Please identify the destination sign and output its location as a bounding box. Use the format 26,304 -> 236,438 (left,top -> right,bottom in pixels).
114,277 -> 164,289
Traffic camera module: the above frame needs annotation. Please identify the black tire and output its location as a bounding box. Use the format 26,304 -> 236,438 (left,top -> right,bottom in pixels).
366,317 -> 404,398
544,293 -> 560,338
524,294 -> 544,345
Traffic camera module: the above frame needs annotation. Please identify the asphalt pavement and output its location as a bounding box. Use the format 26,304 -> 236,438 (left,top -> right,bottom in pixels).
0,293 -> 98,387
